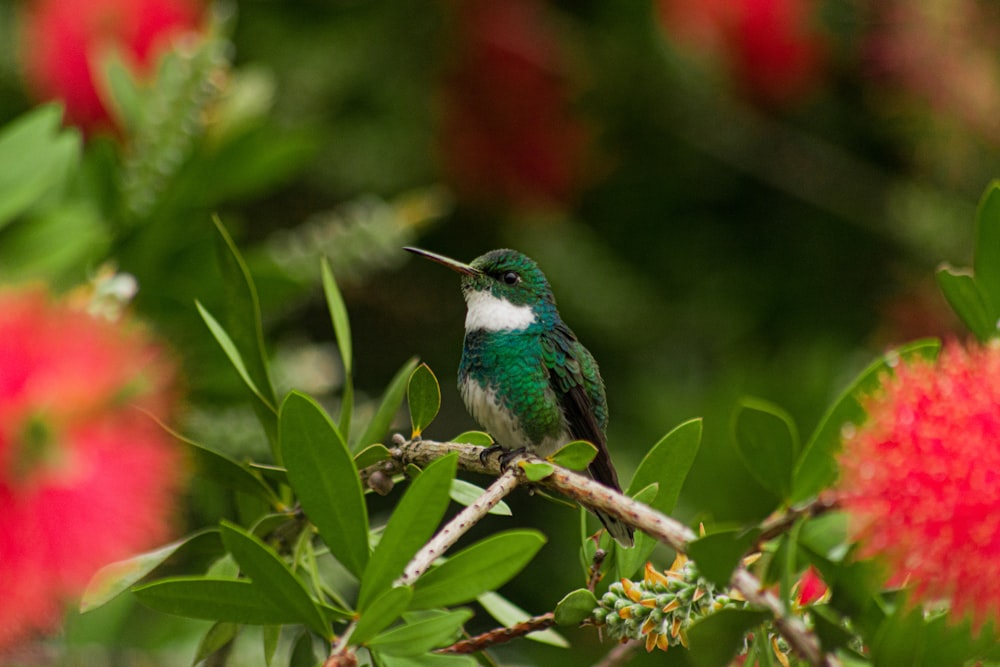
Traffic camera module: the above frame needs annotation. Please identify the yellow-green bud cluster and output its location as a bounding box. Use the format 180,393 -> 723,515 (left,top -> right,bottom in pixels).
592,558 -> 743,652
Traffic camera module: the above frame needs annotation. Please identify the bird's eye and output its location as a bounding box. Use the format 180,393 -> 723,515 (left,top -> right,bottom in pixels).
502,271 -> 520,285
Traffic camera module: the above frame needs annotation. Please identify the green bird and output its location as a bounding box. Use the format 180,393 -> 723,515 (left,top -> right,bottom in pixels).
405,247 -> 634,546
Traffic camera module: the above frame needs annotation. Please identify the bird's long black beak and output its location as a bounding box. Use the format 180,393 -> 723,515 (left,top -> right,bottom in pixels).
404,247 -> 480,276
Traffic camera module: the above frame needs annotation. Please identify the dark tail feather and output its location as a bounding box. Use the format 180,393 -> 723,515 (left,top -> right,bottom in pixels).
596,508 -> 634,547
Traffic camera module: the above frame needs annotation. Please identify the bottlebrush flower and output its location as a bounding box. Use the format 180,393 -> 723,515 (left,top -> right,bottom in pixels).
656,0 -> 827,107
17,0 -> 205,133
794,565 -> 828,607
0,286 -> 184,651
835,342 -> 1000,625
437,0 -> 590,212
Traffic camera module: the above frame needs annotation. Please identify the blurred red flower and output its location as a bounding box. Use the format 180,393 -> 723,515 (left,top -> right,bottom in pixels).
657,0 -> 827,106
438,0 -> 590,212
0,286 -> 184,651
794,565 -> 828,606
18,0 -> 205,133
836,342 -> 1000,626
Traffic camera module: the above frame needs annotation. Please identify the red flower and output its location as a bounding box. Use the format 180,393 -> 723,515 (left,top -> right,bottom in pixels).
18,0 -> 205,133
657,0 -> 827,106
438,0 -> 590,212
795,565 -> 828,606
835,342 -> 1000,625
0,286 -> 184,651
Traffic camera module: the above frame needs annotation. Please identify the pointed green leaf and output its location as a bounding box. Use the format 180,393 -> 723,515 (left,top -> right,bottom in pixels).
477,591 -> 567,647
82,530 -> 222,612
612,483 -> 659,580
351,586 -> 413,645
936,267 -> 994,341
192,621 -> 240,666
289,629 -> 318,667
732,398 -> 798,500
553,588 -> 598,626
686,608 -> 771,667
549,440 -> 597,471
133,577 -> 304,625
407,363 -> 441,438
354,357 -> 420,450
197,301 -> 274,411
219,521 -> 331,639
262,625 -> 280,666
321,258 -> 353,376
358,453 -> 457,610
211,216 -> 279,451
521,461 -> 554,481
626,418 -> 702,515
791,339 -> 940,503
450,479 -> 511,516
183,434 -> 277,504
280,391 -> 369,578
376,653 -> 477,667
410,530 -> 546,609
687,529 -> 759,588
354,443 -> 392,470
0,104 -> 80,229
972,181 -> 1000,314
451,431 -> 493,447
367,608 -> 472,656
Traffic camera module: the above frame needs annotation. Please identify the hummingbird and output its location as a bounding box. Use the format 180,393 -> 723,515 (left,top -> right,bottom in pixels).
405,247 -> 634,547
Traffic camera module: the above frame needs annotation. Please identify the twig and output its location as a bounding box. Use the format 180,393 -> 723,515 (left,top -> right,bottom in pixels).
362,438 -> 839,667
398,468 -> 520,585
436,612 -> 555,654
755,494 -> 839,547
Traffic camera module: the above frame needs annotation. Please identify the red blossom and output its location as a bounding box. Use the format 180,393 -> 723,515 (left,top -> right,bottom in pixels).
835,342 -> 1000,625
795,565 -> 828,606
0,286 -> 184,651
18,0 -> 205,133
438,0 -> 591,212
656,0 -> 827,106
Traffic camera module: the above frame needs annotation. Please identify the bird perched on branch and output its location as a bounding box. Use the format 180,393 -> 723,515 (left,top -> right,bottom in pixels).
405,247 -> 634,547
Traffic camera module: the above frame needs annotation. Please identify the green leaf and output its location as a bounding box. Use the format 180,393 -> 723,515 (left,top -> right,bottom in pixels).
451,431 -> 493,447
936,268 -> 994,341
358,453 -> 457,610
376,653 -> 477,667
549,440 -> 597,471
289,629 -> 318,667
732,398 -> 798,501
553,588 -> 598,626
280,391 -> 370,578
133,577 -> 304,625
686,608 -> 771,667
212,216 -> 279,452
626,418 -> 702,515
0,104 -> 80,229
477,591 -> 568,647
612,483 -> 659,580
351,586 -> 413,646
409,530 -> 546,609
197,301 -> 275,411
192,621 -> 240,666
791,339 -> 940,503
450,479 -> 511,516
354,443 -> 392,470
354,356 -> 420,450
407,363 -> 441,438
82,530 -> 222,612
183,434 -> 277,504
972,181 -> 1000,315
686,529 -> 759,588
262,625 -> 280,666
521,461 -> 554,482
0,203 -> 108,283
321,258 -> 353,376
219,521 -> 331,639
367,608 -> 472,656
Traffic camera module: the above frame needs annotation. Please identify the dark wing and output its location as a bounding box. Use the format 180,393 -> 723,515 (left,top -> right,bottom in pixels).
542,322 -> 620,493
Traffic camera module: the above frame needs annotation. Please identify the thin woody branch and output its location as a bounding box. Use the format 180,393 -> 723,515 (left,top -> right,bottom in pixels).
361,438 -> 838,667
436,612 -> 555,654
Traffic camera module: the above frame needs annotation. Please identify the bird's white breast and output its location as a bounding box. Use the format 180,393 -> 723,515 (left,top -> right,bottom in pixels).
464,290 -> 535,332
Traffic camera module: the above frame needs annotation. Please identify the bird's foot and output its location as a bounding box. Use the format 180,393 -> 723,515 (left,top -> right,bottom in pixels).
478,443 -> 505,465
498,447 -> 527,470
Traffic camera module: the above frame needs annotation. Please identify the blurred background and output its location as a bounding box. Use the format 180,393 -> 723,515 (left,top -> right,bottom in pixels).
1,0 -> 998,664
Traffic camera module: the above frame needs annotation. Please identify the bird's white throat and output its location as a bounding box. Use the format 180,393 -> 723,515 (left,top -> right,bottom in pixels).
464,290 -> 535,331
